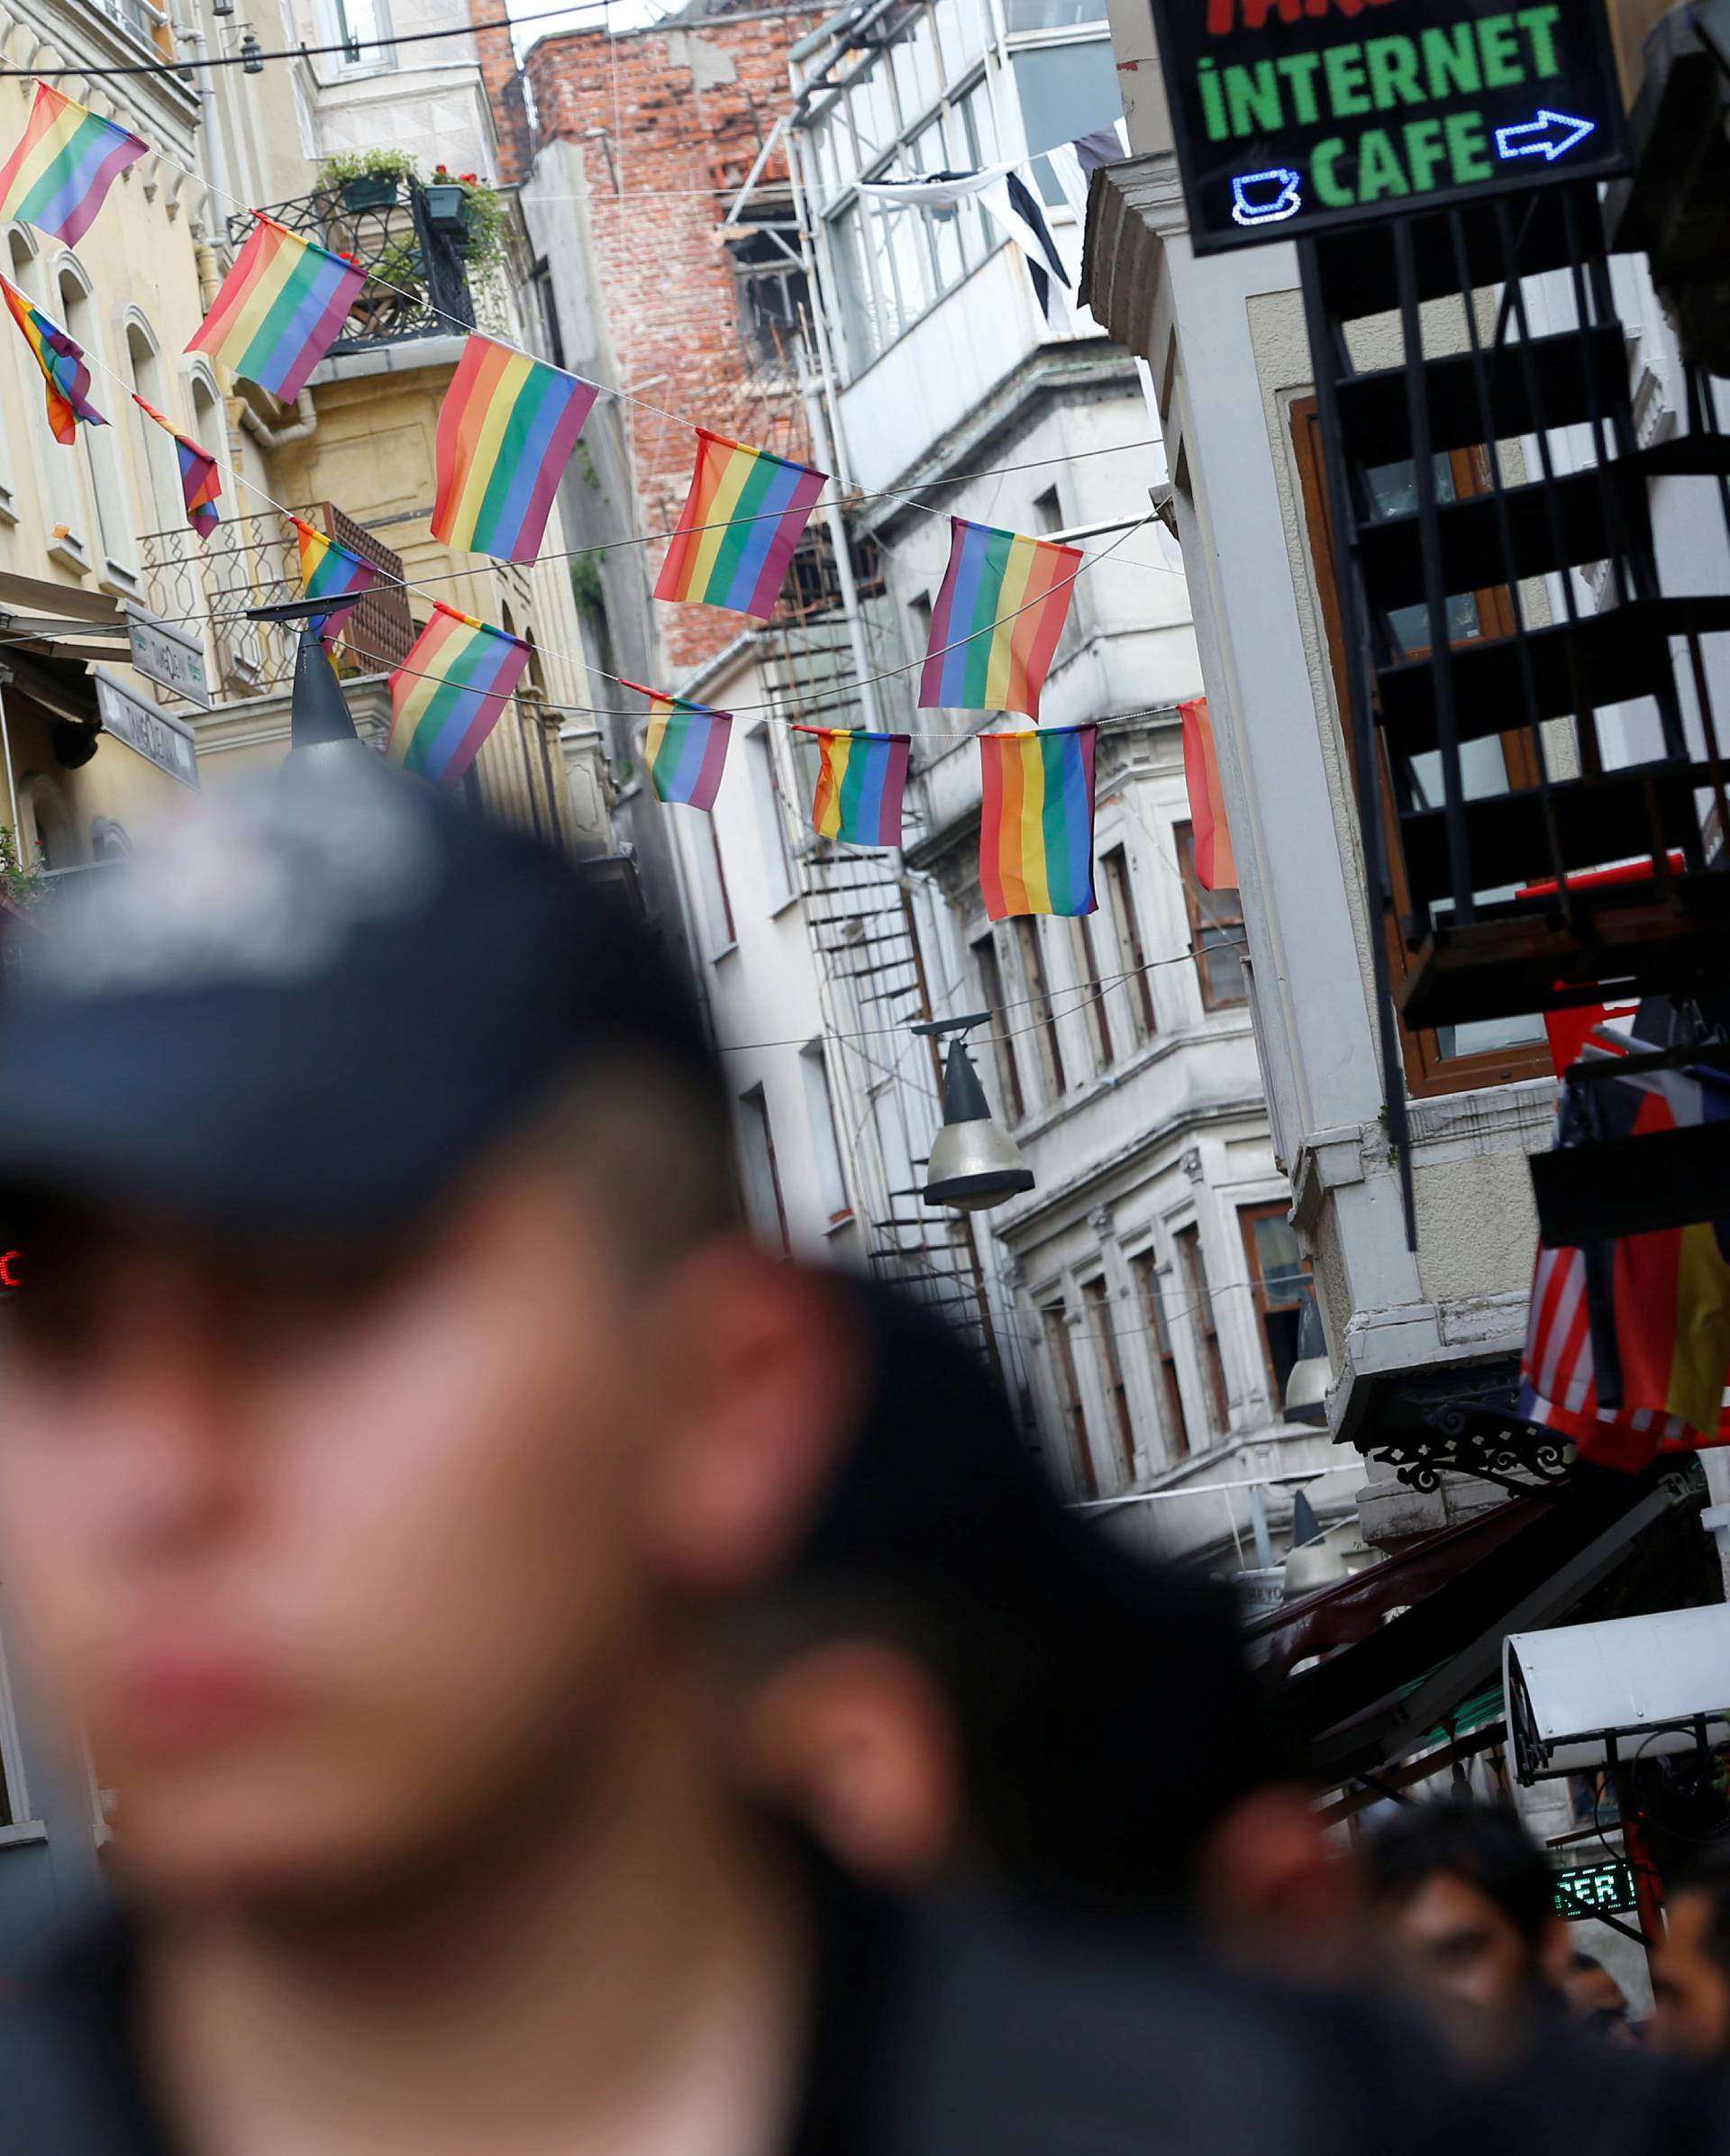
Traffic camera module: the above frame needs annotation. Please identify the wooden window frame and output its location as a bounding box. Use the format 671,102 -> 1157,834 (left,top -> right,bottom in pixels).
1070,912 -> 1115,1072
1013,915 -> 1067,1105
972,930 -> 1024,1123
1100,844 -> 1156,1043
1290,398 -> 1553,1098
1175,1222 -> 1229,1442
1175,820 -> 1247,1012
1043,1300 -> 1096,1500
1132,1248 -> 1190,1461
1081,1276 -> 1136,1484
1238,1201 -> 1311,1404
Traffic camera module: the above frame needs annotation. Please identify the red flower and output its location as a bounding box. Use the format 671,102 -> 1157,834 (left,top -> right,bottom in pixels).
459,172 -> 478,185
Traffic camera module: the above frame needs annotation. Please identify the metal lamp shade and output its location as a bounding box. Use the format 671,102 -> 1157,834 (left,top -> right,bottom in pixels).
278,619 -> 372,775
922,1036 -> 1034,1212
1282,1292 -> 1330,1427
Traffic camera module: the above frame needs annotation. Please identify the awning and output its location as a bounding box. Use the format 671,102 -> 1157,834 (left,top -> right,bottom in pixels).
0,572 -> 132,669
1279,1462 -> 1711,1786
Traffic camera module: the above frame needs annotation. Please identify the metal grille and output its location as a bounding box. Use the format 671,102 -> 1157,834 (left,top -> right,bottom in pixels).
231,181 -> 474,356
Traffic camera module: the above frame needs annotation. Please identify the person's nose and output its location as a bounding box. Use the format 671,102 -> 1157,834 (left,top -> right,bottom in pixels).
81,1323 -> 250,1564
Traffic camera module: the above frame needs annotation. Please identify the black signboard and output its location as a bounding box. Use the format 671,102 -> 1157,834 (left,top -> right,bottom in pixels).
1145,0 -> 1630,253
1554,1858 -> 1639,1920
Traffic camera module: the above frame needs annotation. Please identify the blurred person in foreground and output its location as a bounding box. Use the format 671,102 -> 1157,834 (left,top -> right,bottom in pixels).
0,767 -> 1484,2156
1562,1951 -> 1638,2048
1651,1846 -> 1730,2062
1366,1799 -> 1573,2065
731,1287 -> 1360,1979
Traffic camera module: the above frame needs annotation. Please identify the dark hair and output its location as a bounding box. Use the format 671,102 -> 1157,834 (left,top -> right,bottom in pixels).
1366,1801 -> 1556,1951
1672,1841 -> 1730,1978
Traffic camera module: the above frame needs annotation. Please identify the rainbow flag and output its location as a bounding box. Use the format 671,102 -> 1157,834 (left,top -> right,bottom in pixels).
292,516 -> 378,650
387,604 -> 532,791
979,725 -> 1097,921
132,395 -> 221,538
432,336 -> 597,563
920,518 -> 1081,720
0,83 -> 146,246
624,679 -> 732,810
1,275 -> 103,444
654,429 -> 825,620
797,726 -> 909,849
188,214 -> 367,402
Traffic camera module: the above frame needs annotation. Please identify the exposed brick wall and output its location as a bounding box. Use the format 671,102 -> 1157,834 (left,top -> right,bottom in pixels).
469,6 -> 530,185
492,5 -> 824,674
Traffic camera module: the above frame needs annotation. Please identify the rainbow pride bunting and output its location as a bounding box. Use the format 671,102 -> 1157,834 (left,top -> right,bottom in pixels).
432,335 -> 597,563
919,518 -> 1081,720
387,604 -> 532,791
1,275 -> 103,443
797,726 -> 909,849
979,724 -> 1097,921
188,214 -> 367,402
292,515 -> 378,650
654,429 -> 825,620
132,395 -> 221,538
624,679 -> 732,810
0,83 -> 146,246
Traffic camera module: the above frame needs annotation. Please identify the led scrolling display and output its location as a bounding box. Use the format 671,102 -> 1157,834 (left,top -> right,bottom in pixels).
1146,0 -> 1629,252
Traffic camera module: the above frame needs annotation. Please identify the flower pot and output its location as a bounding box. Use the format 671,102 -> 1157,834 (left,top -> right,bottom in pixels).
423,183 -> 469,237
339,173 -> 399,212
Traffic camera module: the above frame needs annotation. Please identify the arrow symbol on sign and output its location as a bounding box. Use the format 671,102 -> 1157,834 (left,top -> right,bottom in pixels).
1494,109 -> 1597,161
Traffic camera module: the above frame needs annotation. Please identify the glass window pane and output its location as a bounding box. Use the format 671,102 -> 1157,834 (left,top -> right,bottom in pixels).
937,0 -> 987,88
849,69 -> 896,168
891,14 -> 942,130
1006,0 -> 1106,27
1249,1213 -> 1305,1304
828,204 -> 881,373
1011,42 -> 1122,205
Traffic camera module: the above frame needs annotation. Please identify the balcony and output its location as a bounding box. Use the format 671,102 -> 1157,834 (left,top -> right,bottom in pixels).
231,180 -> 476,358
140,503 -> 415,701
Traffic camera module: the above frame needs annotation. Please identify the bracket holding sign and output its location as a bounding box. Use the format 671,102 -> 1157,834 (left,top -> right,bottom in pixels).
1147,0 -> 1630,254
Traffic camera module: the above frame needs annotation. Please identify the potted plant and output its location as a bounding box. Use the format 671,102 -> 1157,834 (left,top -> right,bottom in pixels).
425,168 -> 505,268
423,164 -> 469,235
322,147 -> 417,214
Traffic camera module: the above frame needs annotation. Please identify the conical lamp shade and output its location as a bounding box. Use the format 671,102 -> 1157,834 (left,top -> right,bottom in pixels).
283,621 -> 371,772
922,1037 -> 1034,1212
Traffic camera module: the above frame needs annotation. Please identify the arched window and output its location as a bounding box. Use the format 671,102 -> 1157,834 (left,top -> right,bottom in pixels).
58,261 -> 137,590
19,775 -> 77,872
126,318 -> 180,539
6,227 -> 76,550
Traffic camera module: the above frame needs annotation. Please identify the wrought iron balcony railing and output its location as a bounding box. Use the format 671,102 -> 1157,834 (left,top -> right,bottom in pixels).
141,503 -> 416,701
229,179 -> 474,357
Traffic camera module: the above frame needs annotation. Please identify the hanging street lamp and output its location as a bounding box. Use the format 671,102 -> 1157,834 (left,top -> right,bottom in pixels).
247,596 -> 376,776
914,1013 -> 1033,1213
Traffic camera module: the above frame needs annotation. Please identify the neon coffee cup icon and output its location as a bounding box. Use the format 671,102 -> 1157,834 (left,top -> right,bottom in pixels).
1231,168 -> 1302,226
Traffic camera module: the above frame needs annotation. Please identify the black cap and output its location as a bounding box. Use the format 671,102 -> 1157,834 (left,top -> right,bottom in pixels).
0,761 -> 716,1239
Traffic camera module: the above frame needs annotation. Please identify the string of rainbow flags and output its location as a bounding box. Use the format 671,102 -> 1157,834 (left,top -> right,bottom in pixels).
0,78 -> 1128,923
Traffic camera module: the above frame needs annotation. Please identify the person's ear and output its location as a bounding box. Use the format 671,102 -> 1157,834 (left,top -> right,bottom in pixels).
736,1638 -> 963,1886
637,1242 -> 868,1594
1196,1785 -> 1364,1979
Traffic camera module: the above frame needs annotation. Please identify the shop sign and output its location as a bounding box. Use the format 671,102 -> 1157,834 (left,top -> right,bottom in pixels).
95,672 -> 200,791
1554,1856 -> 1638,1919
1144,0 -> 1629,253
125,605 -> 211,710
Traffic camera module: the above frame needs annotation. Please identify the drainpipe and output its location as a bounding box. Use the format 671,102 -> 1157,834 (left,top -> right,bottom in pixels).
179,12 -> 235,245
238,391 -> 318,451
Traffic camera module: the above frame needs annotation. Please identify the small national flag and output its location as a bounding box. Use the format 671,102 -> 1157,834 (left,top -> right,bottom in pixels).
1179,696 -> 1236,892
654,429 -> 826,620
624,679 -> 732,810
292,515 -> 379,650
1519,1031 -> 1730,1470
0,82 -> 146,247
920,517 -> 1080,720
387,604 -> 532,791
1,275 -> 104,443
979,724 -> 1097,920
797,726 -> 909,849
432,335 -> 598,564
132,395 -> 221,538
188,214 -> 367,402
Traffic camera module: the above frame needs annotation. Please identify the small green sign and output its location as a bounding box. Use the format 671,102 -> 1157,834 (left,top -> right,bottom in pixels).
1555,1858 -> 1638,1920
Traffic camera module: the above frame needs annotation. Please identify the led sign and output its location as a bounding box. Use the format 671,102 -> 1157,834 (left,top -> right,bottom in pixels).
1554,1858 -> 1638,1920
1145,0 -> 1629,253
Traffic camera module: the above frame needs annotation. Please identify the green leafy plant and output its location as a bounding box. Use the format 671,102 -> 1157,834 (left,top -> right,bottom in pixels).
320,147 -> 420,187
0,824 -> 45,909
429,165 -> 505,270
569,552 -> 606,614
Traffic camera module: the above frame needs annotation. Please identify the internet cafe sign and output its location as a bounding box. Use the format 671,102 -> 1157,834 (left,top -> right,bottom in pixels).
1146,0 -> 1628,252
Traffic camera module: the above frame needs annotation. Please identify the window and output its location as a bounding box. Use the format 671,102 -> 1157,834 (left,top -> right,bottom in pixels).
690,814 -> 736,957
323,0 -> 392,68
1033,487 -> 1082,664
1100,844 -> 1155,1042
1013,916 -> 1066,1103
971,931 -> 1024,1123
746,727 -> 796,910
1291,399 -> 1553,1096
908,591 -> 933,671
1043,1300 -> 1095,1498
738,1086 -> 789,1253
60,270 -> 135,590
800,1041 -> 851,1224
1010,42 -> 1123,205
1175,1223 -> 1228,1439
726,219 -> 810,374
1070,914 -> 1114,1071
126,323 -> 179,538
1176,821 -> 1246,1010
1240,1204 -> 1311,1404
1081,1276 -> 1135,1483
1006,0 -> 1106,32
1132,1250 -> 1189,1460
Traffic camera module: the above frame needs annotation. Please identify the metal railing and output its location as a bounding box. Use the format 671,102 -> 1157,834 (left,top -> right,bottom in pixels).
140,503 -> 415,698
232,180 -> 474,356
